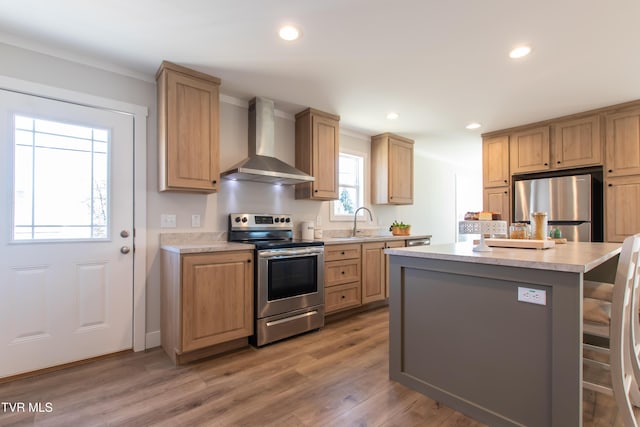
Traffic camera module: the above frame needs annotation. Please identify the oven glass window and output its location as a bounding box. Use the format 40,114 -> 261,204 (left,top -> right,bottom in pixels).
268,255 -> 317,300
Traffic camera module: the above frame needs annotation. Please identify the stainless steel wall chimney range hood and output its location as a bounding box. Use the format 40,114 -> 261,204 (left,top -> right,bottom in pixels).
221,97 -> 314,185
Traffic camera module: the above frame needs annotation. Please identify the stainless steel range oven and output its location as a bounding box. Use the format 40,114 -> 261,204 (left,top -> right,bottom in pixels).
228,213 -> 324,346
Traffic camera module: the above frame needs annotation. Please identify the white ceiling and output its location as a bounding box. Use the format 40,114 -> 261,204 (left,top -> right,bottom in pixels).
1,0 -> 639,166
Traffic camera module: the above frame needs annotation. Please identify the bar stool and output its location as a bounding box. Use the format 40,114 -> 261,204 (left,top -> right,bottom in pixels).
583,233 -> 640,427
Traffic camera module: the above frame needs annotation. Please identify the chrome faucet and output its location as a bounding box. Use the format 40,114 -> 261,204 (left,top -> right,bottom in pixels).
352,206 -> 373,237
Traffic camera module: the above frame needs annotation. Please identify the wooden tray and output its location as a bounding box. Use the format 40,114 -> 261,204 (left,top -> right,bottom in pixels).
485,238 -> 556,249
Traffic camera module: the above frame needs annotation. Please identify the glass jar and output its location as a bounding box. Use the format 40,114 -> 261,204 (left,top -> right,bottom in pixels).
531,212 -> 548,241
509,223 -> 530,239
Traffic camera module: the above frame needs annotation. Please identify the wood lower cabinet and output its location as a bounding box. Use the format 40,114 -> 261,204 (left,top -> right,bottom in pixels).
361,242 -> 386,304
295,108 -> 340,200
326,240 -> 407,313
161,250 -> 253,364
324,244 -> 361,314
605,175 -> 640,242
371,133 -> 414,205
156,61 -> 221,193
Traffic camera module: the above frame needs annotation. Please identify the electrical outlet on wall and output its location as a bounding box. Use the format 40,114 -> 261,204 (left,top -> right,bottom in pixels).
160,214 -> 177,228
191,214 -> 201,228
316,215 -> 322,227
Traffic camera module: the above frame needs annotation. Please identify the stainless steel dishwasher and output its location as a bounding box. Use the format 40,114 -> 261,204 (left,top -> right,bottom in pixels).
406,237 -> 431,246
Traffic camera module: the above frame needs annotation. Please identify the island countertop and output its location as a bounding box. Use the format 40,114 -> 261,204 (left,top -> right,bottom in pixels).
384,241 -> 621,273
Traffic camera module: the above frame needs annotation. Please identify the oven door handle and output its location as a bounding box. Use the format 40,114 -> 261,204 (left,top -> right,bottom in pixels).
258,248 -> 324,259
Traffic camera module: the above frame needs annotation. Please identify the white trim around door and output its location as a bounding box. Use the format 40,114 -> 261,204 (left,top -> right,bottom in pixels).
0,74 -> 148,352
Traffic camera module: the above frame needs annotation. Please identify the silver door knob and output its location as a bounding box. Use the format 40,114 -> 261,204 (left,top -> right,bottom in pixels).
120,230 -> 130,238
120,246 -> 131,254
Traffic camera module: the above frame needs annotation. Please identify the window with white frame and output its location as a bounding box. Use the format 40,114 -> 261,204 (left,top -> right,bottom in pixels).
331,152 -> 365,220
13,115 -> 110,241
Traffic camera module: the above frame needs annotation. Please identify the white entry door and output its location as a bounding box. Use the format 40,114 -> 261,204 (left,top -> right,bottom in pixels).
0,89 -> 134,378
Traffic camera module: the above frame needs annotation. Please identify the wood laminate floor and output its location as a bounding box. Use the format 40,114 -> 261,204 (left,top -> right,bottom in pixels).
0,307 -> 636,426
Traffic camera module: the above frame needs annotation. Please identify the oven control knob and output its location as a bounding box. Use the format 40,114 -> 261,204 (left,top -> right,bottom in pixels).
280,217 -> 286,223
285,218 -> 291,223
274,218 -> 280,223
234,216 -> 241,223
241,217 -> 248,223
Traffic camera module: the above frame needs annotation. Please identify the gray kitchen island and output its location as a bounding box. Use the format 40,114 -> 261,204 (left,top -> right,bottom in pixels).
385,241 -> 622,427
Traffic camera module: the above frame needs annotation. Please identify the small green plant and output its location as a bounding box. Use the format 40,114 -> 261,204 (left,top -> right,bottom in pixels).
389,220 -> 410,231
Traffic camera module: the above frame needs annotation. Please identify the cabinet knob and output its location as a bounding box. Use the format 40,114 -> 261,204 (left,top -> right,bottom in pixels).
608,183 -> 613,187
212,180 -> 217,184
341,295 -> 346,299
341,271 -> 345,275
341,251 -> 345,255
504,179 -> 508,183
544,163 -> 548,166
314,189 -> 318,193
609,169 -> 613,173
504,191 -> 508,194
557,161 -> 561,164
247,259 -> 252,263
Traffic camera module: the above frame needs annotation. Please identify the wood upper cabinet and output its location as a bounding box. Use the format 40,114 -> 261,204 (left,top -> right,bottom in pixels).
482,135 -> 510,188
161,250 -> 253,363
509,126 -> 550,174
295,108 -> 340,200
483,186 -> 510,222
605,107 -> 640,177
371,133 -> 414,205
605,175 -> 640,242
552,115 -> 602,169
156,61 -> 221,193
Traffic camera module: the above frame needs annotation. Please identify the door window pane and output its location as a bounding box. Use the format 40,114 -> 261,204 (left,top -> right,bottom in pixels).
13,115 -> 110,241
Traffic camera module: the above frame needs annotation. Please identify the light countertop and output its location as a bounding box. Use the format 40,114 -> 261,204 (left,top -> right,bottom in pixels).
385,241 -> 621,273
161,242 -> 255,254
322,234 -> 431,245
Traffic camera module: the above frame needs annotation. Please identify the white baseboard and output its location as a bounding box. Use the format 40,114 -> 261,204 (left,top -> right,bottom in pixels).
145,330 -> 161,349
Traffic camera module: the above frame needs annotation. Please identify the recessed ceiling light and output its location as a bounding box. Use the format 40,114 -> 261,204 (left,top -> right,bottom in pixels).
509,46 -> 531,59
466,122 -> 482,130
279,25 -> 300,41
386,112 -> 399,120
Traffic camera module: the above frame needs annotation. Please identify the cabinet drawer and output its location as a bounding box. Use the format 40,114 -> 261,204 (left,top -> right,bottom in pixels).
325,259 -> 361,287
325,244 -> 361,261
325,282 -> 361,314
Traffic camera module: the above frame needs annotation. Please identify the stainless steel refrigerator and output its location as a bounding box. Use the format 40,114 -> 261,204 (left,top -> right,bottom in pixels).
513,173 -> 601,242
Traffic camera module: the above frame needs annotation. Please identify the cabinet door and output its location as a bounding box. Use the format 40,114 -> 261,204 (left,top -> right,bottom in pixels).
325,258 -> 361,287
325,282 -> 361,314
483,186 -> 510,222
384,240 -> 405,298
160,68 -> 220,193
361,242 -> 385,304
388,137 -> 414,204
312,115 -> 339,199
483,135 -> 510,188
181,252 -> 253,352
509,126 -> 550,174
606,108 -> 640,177
605,175 -> 640,242
552,115 -> 601,169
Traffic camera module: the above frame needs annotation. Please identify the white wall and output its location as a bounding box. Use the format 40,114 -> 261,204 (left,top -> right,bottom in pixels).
0,42 -> 483,346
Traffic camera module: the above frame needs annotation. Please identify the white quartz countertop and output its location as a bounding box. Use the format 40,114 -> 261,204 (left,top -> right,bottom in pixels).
322,234 -> 431,245
385,241 -> 622,273
161,242 -> 254,254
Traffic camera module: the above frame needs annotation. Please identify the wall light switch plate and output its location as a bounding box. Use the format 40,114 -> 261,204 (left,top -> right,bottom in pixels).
518,287 -> 546,306
191,214 -> 201,228
160,214 -> 177,228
